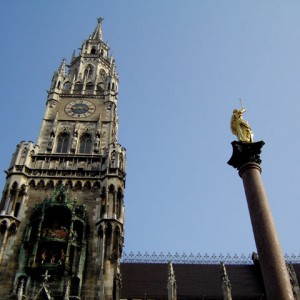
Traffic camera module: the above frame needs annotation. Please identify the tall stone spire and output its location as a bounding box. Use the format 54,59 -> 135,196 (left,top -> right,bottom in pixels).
92,17 -> 103,40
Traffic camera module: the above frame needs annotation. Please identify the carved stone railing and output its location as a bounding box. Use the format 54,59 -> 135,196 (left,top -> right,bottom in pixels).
121,251 -> 300,265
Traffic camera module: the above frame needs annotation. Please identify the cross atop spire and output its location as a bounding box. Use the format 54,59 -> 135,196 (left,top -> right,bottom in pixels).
92,17 -> 103,40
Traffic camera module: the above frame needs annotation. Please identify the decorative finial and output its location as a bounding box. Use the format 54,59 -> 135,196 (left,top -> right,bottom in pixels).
230,99 -> 253,143
42,270 -> 51,283
92,18 -> 103,40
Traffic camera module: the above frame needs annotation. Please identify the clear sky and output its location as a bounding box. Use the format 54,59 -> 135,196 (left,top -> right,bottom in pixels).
1,1 -> 300,258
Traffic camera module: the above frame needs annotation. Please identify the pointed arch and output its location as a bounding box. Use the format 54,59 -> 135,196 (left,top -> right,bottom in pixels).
29,180 -> 36,189
37,180 -> 45,189
46,180 -> 54,189
56,180 -> 63,188
63,81 -> 72,92
79,133 -> 92,154
84,64 -> 94,79
56,132 -> 70,153
90,47 -> 96,55
83,181 -> 91,190
85,82 -> 94,94
74,181 -> 82,191
65,180 -> 73,189
74,82 -> 83,94
93,181 -> 101,190
109,184 -> 115,193
11,181 -> 18,191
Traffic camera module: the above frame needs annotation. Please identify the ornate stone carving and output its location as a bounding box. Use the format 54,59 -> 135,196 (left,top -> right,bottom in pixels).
111,106 -> 118,144
94,131 -> 101,152
47,132 -> 55,151
110,150 -> 116,168
71,131 -> 78,152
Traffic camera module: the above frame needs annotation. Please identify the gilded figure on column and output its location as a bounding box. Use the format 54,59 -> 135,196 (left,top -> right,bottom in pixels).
230,103 -> 253,143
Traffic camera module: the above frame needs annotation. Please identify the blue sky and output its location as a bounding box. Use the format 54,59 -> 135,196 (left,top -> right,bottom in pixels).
1,1 -> 300,257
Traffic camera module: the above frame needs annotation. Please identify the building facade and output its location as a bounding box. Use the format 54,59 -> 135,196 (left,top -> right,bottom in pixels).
0,19 -> 126,300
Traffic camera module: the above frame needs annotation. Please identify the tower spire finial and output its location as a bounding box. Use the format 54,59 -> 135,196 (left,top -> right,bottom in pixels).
92,17 -> 103,40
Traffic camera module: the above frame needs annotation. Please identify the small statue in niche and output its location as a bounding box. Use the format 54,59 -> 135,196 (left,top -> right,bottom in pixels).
119,153 -> 124,170
94,132 -> 101,152
71,131 -> 78,152
47,132 -> 55,151
230,100 -> 253,143
110,150 -> 116,168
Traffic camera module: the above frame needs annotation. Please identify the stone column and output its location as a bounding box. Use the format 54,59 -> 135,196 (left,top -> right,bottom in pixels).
228,141 -> 293,300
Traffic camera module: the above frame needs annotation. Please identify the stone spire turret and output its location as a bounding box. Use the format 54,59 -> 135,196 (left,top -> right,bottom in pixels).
58,58 -> 66,76
92,17 -> 103,40
221,263 -> 232,300
167,262 -> 177,300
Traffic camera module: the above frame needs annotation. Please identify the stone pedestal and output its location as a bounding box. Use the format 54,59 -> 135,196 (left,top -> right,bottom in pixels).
228,141 -> 293,300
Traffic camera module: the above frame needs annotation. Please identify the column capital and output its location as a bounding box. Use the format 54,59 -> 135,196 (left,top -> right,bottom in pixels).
227,141 -> 265,170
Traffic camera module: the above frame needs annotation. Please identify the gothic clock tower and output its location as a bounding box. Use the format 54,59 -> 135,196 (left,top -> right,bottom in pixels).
0,18 -> 126,300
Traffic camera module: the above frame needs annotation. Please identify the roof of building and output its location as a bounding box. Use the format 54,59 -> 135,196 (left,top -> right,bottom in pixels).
120,262 -> 267,299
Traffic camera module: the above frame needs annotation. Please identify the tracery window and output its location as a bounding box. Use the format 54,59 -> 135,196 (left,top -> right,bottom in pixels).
85,82 -> 94,94
84,65 -> 94,79
56,133 -> 70,153
63,82 -> 71,91
79,134 -> 92,154
74,83 -> 83,94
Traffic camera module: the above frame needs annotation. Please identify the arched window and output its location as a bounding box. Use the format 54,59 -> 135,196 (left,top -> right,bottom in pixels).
85,82 -> 94,94
57,81 -> 61,89
63,81 -> 71,91
91,47 -> 96,55
74,83 -> 83,94
56,133 -> 70,153
79,134 -> 92,154
84,65 -> 94,79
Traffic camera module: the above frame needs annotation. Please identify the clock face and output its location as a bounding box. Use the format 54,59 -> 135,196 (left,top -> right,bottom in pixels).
65,100 -> 96,118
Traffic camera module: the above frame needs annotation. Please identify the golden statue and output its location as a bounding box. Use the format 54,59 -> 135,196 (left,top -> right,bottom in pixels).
230,100 -> 253,143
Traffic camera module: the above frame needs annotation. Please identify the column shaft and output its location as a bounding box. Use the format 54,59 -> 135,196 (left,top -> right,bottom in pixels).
239,163 -> 293,300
